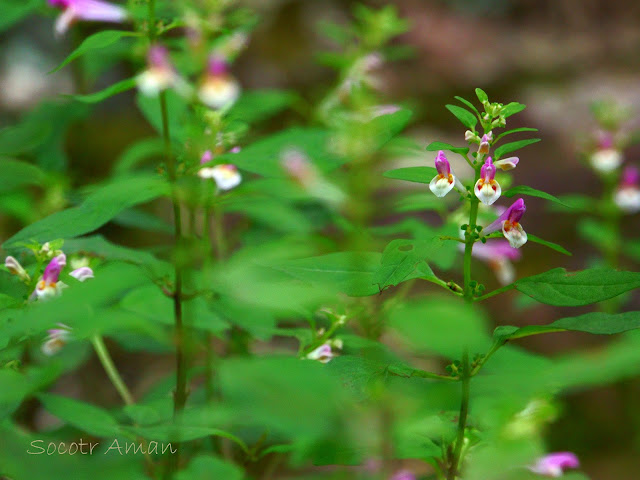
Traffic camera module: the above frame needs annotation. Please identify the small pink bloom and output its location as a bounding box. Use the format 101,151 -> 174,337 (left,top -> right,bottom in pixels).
137,46 -> 183,97
474,157 -> 501,205
70,266 -> 94,282
306,343 -> 335,363
429,151 -> 464,198
198,164 -> 242,190
35,254 -> 66,300
48,0 -> 127,36
478,133 -> 492,154
482,198 -> 528,248
529,452 -> 579,477
614,165 -> 640,213
4,256 -> 29,281
198,54 -> 240,110
230,146 -> 241,154
494,156 -> 519,171
42,324 -> 72,356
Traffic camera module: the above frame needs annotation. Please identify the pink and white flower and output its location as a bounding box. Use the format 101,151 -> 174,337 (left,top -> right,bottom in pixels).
474,157 -> 501,205
614,165 -> 640,213
48,0 -> 127,36
4,256 -> 30,282
70,266 -> 94,282
42,324 -> 72,356
494,156 -> 519,171
198,55 -> 240,110
472,239 -> 521,285
137,46 -> 184,97
482,198 -> 528,248
529,452 -> 579,477
478,132 -> 492,154
306,343 -> 335,363
429,151 -> 465,198
590,132 -> 622,173
198,164 -> 242,191
389,470 -> 415,480
34,254 -> 67,300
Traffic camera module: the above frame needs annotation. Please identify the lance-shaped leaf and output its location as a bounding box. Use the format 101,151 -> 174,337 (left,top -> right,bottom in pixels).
3,175 -> 169,248
502,185 -> 571,208
425,141 -> 469,156
526,234 -> 571,256
446,104 -> 477,129
515,268 -> 640,306
37,393 -> 121,437
494,311 -> 640,344
67,78 -> 137,104
494,138 -> 540,159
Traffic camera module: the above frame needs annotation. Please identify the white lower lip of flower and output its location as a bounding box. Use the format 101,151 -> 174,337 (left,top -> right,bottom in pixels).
591,148 -> 622,172
198,77 -> 240,110
614,187 -> 640,213
429,175 -> 455,197
70,267 -> 94,282
503,222 -> 527,248
35,281 -> 66,300
42,336 -> 67,356
210,166 -> 242,191
136,69 -> 176,97
475,180 -> 501,205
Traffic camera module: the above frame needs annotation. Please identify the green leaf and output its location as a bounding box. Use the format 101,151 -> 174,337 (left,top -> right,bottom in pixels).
502,185 -> 571,208
549,194 -> 594,212
227,89 -> 296,124
37,393 -> 121,437
113,138 -> 165,175
425,141 -> 469,156
50,31 -> 137,74
515,268 -> 640,306
0,159 -> 45,192
475,88 -> 488,103
277,252 -> 381,296
3,175 -> 169,248
494,127 -> 538,142
382,166 -> 437,184
389,297 -> 491,358
67,78 -> 137,103
445,104 -> 477,129
373,239 -> 438,290
219,356 -> 347,438
0,121 -> 50,156
494,138 -> 540,159
215,127 -> 341,177
500,102 -> 526,118
454,96 -> 480,116
526,234 -> 571,256
578,218 -> 615,251
494,311 -> 640,343
0,0 -> 40,33
176,456 -> 244,480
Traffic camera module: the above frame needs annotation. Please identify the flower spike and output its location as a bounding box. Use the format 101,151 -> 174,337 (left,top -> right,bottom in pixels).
474,157 -> 501,205
429,151 -> 465,198
529,452 -> 579,477
614,165 -> 640,213
482,198 -> 528,248
48,0 -> 127,36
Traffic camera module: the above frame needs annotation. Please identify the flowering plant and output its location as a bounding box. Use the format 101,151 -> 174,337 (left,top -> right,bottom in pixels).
0,2 -> 639,480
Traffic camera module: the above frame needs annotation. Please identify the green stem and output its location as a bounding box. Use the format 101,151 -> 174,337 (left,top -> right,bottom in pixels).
473,283 -> 516,302
91,335 -> 134,406
447,351 -> 470,480
463,168 -> 481,301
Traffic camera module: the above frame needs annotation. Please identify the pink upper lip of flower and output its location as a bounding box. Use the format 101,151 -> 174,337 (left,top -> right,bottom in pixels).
483,198 -> 526,234
207,55 -> 229,76
621,166 -> 640,187
42,254 -> 66,284
480,157 -> 496,181
434,151 -> 451,177
148,45 -> 172,70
